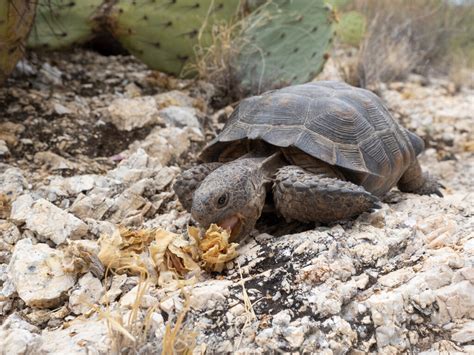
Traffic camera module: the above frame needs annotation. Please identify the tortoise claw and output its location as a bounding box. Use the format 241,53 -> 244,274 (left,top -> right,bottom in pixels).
372,201 -> 383,210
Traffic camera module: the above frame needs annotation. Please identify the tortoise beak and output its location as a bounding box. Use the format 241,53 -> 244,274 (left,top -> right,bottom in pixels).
218,214 -> 244,241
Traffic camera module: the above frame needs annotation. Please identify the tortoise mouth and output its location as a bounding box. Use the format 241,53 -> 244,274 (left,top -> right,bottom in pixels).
218,214 -> 243,241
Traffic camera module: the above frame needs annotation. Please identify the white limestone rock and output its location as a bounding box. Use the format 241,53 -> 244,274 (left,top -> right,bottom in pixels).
124,127 -> 194,165
69,272 -> 104,315
0,165 -> 28,199
158,106 -> 201,129
0,314 -> 42,355
39,318 -> 110,354
12,197 -> 88,245
8,239 -> 76,308
106,96 -> 162,131
188,280 -> 232,311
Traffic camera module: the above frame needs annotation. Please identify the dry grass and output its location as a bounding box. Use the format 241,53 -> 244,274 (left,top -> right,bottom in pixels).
340,0 -> 474,88
161,290 -> 196,355
187,15 -> 247,106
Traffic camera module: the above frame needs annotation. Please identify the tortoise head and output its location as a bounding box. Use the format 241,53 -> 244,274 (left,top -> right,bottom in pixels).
191,158 -> 267,241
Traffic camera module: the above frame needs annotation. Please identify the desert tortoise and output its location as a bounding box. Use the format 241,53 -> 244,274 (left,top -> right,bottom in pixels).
174,81 -> 443,241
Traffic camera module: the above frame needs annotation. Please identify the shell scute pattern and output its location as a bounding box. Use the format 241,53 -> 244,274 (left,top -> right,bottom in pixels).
202,81 -> 420,194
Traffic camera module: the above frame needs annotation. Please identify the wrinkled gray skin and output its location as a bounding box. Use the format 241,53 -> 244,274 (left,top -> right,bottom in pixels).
190,158 -> 269,240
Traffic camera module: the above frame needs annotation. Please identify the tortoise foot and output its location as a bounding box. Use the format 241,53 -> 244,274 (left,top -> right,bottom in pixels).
413,173 -> 444,197
397,161 -> 444,197
273,165 -> 380,223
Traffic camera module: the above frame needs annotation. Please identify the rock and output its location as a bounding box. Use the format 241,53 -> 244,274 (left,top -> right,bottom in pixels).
100,274 -> 127,304
34,151 -> 77,172
120,285 -> 158,309
69,193 -> 111,221
154,90 -> 197,109
60,174 -> 102,195
150,311 -> 165,338
53,102 -> 73,115
189,280 -> 232,310
12,197 -> 88,245
0,221 -> 21,244
378,267 -> 415,288
107,148 -> 162,183
125,127 -> 194,165
158,106 -> 201,129
39,62 -> 63,86
69,272 -> 104,315
8,239 -> 76,308
39,318 -> 110,354
451,321 -> 474,344
0,139 -> 10,158
10,194 -> 35,223
106,96 -> 162,131
0,122 -> 25,147
0,314 -> 42,355
433,280 -> 474,324
0,166 -> 28,199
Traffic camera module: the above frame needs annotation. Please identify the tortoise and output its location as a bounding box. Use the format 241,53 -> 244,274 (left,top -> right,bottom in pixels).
174,81 -> 443,241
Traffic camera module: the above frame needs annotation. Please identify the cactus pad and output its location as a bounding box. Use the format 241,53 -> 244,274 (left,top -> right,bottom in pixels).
0,0 -> 36,83
107,0 -> 240,76
28,0 -> 102,49
236,0 -> 335,94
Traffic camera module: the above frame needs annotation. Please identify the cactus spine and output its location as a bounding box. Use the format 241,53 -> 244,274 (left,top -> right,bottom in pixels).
28,0 -> 103,49
106,0 -> 241,76
236,0 -> 335,94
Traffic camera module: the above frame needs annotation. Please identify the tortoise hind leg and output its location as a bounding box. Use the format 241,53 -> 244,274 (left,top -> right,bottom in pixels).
273,166 -> 380,223
173,163 -> 223,212
397,160 -> 444,197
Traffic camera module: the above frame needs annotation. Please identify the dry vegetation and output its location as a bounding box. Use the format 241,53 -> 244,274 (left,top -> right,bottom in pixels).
190,0 -> 474,92
341,0 -> 474,87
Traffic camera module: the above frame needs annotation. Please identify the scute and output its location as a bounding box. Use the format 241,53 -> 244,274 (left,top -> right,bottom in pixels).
201,81 -> 418,180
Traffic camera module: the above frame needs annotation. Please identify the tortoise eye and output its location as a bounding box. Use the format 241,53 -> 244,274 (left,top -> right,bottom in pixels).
217,194 -> 228,207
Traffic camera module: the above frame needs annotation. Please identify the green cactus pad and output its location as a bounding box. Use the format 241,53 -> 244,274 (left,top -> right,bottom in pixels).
0,0 -> 36,83
107,0 -> 240,76
28,0 -> 102,49
237,0 -> 335,94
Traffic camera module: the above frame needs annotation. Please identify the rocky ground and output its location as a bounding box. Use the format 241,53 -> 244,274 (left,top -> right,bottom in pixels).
0,50 -> 473,354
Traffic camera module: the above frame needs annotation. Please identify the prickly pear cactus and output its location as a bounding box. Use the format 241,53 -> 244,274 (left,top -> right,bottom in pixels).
0,0 -> 36,83
237,0 -> 335,94
28,0 -> 103,49
107,0 -> 240,76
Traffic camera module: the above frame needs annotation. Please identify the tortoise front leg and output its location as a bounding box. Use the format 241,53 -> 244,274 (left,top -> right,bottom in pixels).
173,163 -> 223,212
397,160 -> 444,197
273,166 -> 380,223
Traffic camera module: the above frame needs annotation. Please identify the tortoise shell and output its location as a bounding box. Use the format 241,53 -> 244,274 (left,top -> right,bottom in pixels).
201,81 -> 424,196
